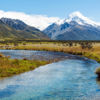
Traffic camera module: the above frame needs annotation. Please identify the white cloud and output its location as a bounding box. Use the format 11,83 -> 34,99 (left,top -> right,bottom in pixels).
0,10 -> 61,30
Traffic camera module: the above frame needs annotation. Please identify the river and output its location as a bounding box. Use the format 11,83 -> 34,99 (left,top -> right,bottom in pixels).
0,50 -> 100,100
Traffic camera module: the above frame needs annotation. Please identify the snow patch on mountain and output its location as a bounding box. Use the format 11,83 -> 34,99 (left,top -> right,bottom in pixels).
56,11 -> 100,27
43,11 -> 100,40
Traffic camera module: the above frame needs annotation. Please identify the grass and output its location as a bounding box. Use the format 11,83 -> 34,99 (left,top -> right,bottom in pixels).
1,41 -> 100,77
0,55 -> 49,78
11,41 -> 100,63
1,41 -> 96,57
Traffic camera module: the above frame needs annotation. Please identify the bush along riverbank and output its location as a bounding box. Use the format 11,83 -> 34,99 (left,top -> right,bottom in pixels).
0,54 -> 50,78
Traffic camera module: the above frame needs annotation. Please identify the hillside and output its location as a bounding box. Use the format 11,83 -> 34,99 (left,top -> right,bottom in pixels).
0,18 -> 49,40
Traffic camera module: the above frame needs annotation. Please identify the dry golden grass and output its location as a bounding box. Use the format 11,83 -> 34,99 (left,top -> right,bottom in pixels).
1,41 -> 100,77
0,41 -> 100,61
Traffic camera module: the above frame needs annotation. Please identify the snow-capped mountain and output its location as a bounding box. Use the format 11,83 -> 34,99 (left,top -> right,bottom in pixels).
44,11 -> 100,40
66,11 -> 100,27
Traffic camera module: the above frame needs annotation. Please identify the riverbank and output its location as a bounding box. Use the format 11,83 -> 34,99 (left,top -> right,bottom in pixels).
0,41 -> 100,78
0,54 -> 50,78
0,52 -> 99,100
1,41 -> 99,63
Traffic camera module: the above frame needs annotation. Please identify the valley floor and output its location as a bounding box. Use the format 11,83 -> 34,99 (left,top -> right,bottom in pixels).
0,40 -> 100,78
0,41 -> 100,63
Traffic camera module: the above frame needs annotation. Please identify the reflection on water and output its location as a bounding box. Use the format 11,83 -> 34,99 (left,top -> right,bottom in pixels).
0,50 -> 90,61
0,50 -> 100,100
0,50 -> 74,61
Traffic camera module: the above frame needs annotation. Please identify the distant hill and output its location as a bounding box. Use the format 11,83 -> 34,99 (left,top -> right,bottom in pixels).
0,18 -> 49,40
43,12 -> 100,40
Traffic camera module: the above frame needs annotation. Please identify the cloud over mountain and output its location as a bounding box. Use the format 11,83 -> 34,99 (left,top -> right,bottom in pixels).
0,10 -> 61,30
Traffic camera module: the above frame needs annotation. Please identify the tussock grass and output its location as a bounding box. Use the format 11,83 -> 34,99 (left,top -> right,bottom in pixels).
0,56 -> 49,78
8,41 -> 100,63
1,41 -> 100,77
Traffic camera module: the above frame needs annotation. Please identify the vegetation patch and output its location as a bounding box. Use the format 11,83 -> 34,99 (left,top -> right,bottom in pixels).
1,40 -> 100,77
0,55 -> 49,78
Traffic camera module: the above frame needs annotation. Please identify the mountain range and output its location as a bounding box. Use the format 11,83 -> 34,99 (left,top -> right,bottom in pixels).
43,12 -> 100,40
0,18 -> 49,40
0,11 -> 100,40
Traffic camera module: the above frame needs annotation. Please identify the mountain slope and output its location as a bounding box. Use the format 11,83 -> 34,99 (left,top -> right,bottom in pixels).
0,18 -> 49,40
43,12 -> 100,40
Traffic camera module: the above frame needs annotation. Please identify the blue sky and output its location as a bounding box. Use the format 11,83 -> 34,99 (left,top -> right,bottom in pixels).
0,0 -> 100,21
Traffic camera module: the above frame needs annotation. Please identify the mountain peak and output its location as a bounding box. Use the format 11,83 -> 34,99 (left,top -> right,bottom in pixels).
66,11 -> 100,27
44,11 -> 100,40
1,17 -> 26,25
53,11 -> 100,27
69,11 -> 84,19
